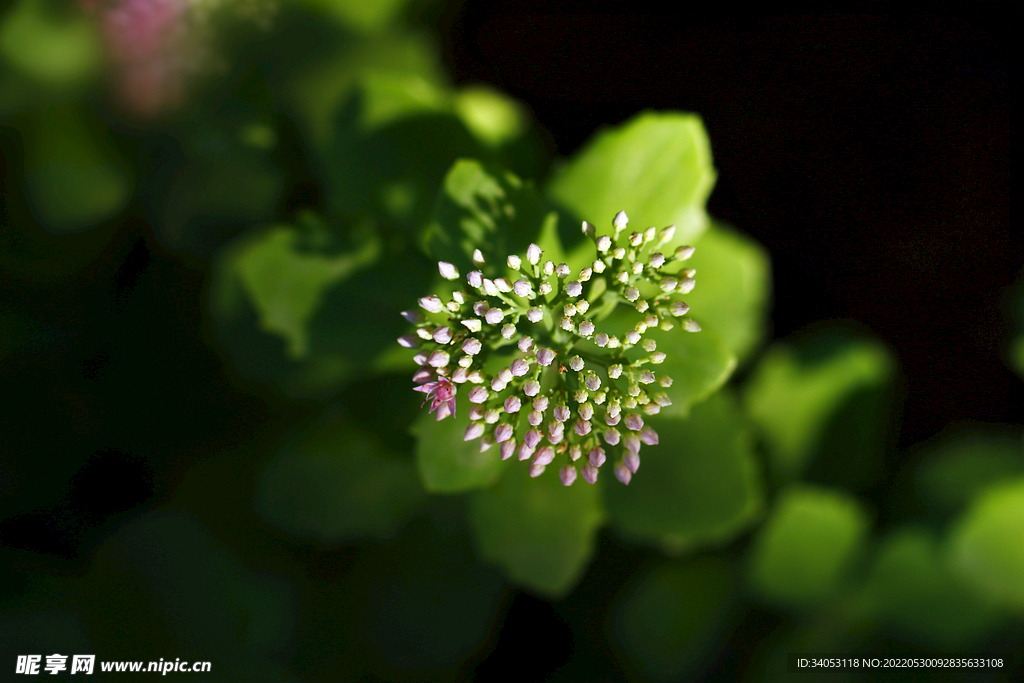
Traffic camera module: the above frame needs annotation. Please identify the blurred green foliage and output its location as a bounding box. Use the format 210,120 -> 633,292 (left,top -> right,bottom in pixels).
1,0 -> 1022,680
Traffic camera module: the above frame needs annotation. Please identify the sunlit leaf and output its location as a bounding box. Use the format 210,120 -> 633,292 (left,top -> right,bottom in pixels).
611,557 -> 739,682
743,329 -> 896,483
597,305 -> 737,418
863,527 -> 1002,647
747,485 -> 870,609
682,222 -> 771,364
411,408 -> 507,493
605,391 -> 762,555
949,477 -> 1024,610
256,414 -> 425,544
420,159 -> 550,275
454,85 -> 528,148
230,224 -> 380,360
547,111 -> 716,248
467,464 -> 605,597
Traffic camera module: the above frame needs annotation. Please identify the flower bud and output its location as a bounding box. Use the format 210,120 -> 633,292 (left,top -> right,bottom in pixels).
527,243 -> 542,265
560,465 -> 578,486
439,261 -> 459,280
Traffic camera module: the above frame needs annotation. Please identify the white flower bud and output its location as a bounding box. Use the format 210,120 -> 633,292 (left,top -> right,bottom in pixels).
625,329 -> 641,344
555,263 -> 570,278
518,336 -> 534,352
461,318 -> 482,332
419,296 -> 443,312
501,324 -> 516,339
613,247 -> 626,260
670,301 -> 690,317
658,224 -> 676,246
513,278 -> 533,297
494,277 -> 513,293
632,262 -> 644,275
643,226 -> 656,243
635,299 -> 649,313
458,356 -> 473,368
649,253 -> 665,268
433,327 -> 453,344
563,303 -> 577,317
578,321 -> 595,336
416,327 -> 433,340
484,308 -> 505,325
650,351 -> 666,364
624,287 -> 640,302
593,259 -> 606,273
401,309 -> 423,323
507,254 -> 522,270
576,300 -> 590,314
608,365 -> 623,379
678,278 -> 696,294
682,318 -> 701,332
597,236 -> 612,253
538,281 -> 552,295
462,338 -> 481,355
579,268 -> 592,282
472,249 -> 485,266
527,243 -> 542,265
569,355 -> 584,371
482,278 -> 500,296
660,278 -> 678,293
438,261 -> 459,280
674,245 -> 695,260
543,260 -> 555,276
642,339 -> 657,352
616,271 -> 629,284
527,307 -> 543,323
595,333 -> 609,347
560,316 -> 574,331
566,281 -> 582,297
581,220 -> 595,237
613,210 -> 628,231
629,232 -> 642,247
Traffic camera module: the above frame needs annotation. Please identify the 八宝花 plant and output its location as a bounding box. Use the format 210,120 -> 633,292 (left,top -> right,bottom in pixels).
400,211 -> 701,486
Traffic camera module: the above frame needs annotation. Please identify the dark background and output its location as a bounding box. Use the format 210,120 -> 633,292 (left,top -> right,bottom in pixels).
0,8 -> 1017,681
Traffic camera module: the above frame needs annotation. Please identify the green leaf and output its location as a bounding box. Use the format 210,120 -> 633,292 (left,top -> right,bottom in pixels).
412,409 -> 507,493
547,111 -> 716,247
948,477 -> 1024,610
747,485 -> 870,609
229,224 -> 380,360
295,0 -> 412,33
605,390 -> 763,555
467,464 -> 605,597
742,328 -> 896,483
23,105 -> 131,232
914,426 -> 1024,515
597,305 -> 736,417
863,527 -> 1002,647
420,159 -> 550,275
611,557 -> 738,682
256,414 -> 425,544
0,0 -> 99,86
682,222 -> 771,364
454,85 -> 528,148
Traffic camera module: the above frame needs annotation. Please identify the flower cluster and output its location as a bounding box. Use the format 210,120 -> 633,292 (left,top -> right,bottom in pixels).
400,211 -> 700,486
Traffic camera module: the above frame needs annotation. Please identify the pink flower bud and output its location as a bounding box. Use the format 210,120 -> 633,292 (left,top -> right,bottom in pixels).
560,466 -> 577,486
